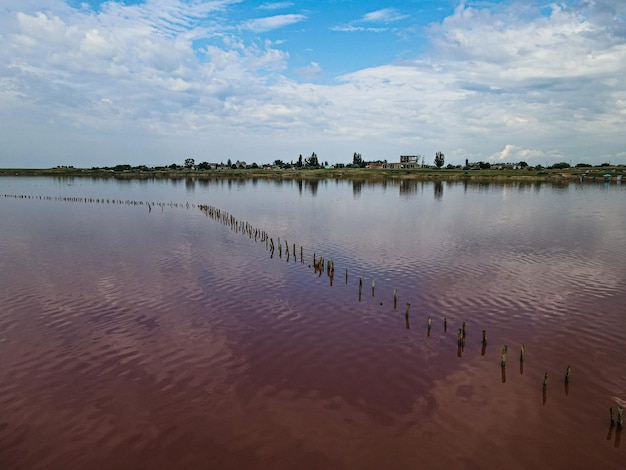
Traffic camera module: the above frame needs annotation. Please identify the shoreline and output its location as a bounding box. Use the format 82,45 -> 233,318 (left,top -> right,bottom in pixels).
1,166 -> 624,184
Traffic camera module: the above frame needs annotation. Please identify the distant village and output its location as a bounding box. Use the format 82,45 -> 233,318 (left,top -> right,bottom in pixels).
83,152 -> 619,173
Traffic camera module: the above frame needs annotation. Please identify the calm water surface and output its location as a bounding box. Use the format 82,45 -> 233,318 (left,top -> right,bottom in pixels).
1,176 -> 625,469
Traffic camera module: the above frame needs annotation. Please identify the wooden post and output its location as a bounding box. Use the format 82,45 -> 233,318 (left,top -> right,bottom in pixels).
462,321 -> 466,340
565,366 -> 571,383
610,407 -> 615,426
345,268 -> 348,284
427,315 -> 432,329
359,276 -> 362,295
393,289 -> 397,309
543,372 -> 548,389
501,345 -> 507,367
371,280 -> 375,297
444,317 -> 447,332
481,330 -> 487,345
618,406 -> 624,429
520,344 -> 525,362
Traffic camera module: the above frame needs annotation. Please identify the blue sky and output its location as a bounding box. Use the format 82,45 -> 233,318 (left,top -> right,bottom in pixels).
1,0 -> 625,167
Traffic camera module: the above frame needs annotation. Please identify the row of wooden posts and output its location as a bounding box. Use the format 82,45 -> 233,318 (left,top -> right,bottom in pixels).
197,201 -> 626,429
195,202 -> 619,416
2,193 -> 196,214
4,194 -> 622,429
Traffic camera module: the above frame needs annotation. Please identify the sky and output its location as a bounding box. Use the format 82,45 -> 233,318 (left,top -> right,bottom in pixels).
1,0 -> 625,168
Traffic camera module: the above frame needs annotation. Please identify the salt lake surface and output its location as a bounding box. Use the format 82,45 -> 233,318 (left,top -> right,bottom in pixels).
1,176 -> 625,469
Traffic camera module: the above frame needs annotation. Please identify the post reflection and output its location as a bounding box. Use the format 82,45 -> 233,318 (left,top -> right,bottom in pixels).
434,180 -> 443,201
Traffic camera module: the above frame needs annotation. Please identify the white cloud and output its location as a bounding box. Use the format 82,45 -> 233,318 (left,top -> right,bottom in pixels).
243,14 -> 306,33
332,7 -> 407,33
489,145 -> 561,164
0,0 -> 625,167
362,8 -> 408,24
257,2 -> 294,11
296,61 -> 322,80
329,25 -> 387,33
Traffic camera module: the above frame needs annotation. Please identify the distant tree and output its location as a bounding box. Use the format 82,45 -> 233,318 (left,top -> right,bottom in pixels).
197,161 -> 210,170
227,158 -> 232,167
434,151 -> 445,168
274,159 -> 285,167
551,162 -> 570,169
306,152 -> 319,167
465,158 -> 469,167
575,163 -> 592,168
353,152 -> 363,167
297,154 -> 303,167
324,161 -> 328,167
169,163 -> 179,170
184,158 -> 195,169
251,162 -> 259,169
518,161 -> 528,168
598,162 -> 611,167
479,161 -> 491,169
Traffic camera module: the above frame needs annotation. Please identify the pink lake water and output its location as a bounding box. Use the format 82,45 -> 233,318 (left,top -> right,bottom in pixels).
1,176 -> 625,469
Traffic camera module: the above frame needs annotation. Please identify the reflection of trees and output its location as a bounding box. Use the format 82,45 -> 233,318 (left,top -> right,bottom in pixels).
352,180 -> 363,198
185,177 -> 195,192
399,180 -> 420,197
54,176 -> 75,186
434,181 -> 443,201
305,180 -> 319,197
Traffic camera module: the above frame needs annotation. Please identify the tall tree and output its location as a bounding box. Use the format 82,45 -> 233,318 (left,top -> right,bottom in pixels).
184,158 -> 195,169
434,151 -> 445,168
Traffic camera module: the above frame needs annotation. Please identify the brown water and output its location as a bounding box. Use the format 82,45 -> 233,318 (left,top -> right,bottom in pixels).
1,177 -> 625,469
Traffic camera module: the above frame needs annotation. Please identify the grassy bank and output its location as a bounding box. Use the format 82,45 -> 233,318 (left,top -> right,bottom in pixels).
1,166 -> 624,183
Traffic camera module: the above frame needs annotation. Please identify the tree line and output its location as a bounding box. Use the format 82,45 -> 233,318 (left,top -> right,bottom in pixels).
90,152 -> 619,173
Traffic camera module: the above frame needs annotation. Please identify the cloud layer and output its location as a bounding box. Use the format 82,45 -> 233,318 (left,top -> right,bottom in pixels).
1,0 -> 625,167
